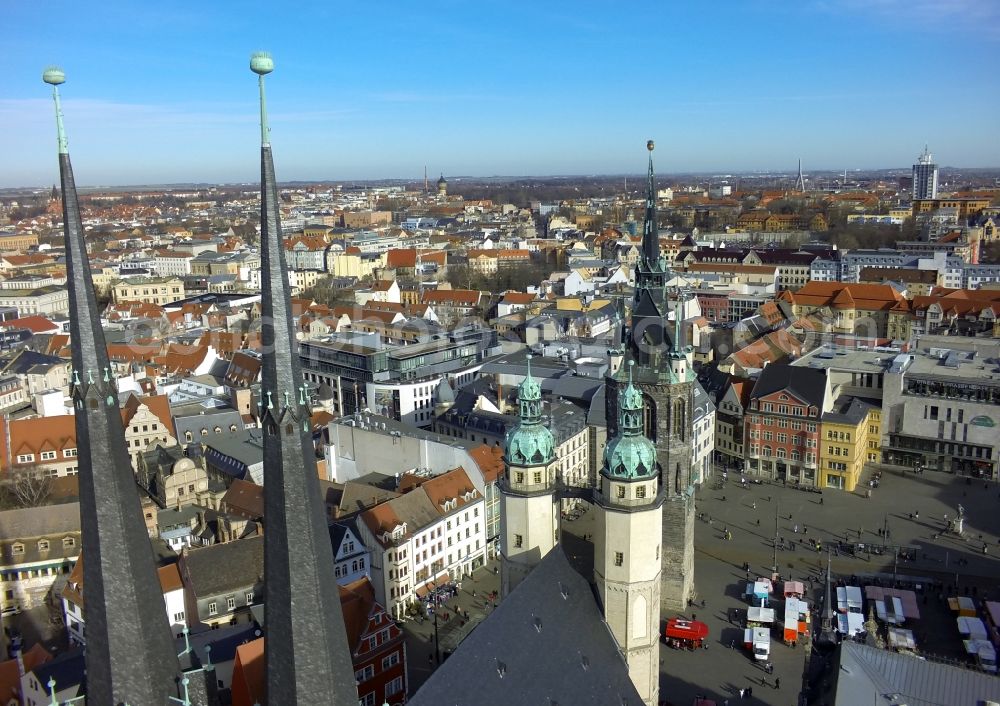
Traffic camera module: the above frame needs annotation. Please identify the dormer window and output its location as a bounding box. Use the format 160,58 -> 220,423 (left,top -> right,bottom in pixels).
63,537 -> 75,549
37,540 -> 50,552
11,543 -> 24,556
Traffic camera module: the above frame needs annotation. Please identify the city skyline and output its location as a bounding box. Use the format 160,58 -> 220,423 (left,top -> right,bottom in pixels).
4,0 -> 1000,188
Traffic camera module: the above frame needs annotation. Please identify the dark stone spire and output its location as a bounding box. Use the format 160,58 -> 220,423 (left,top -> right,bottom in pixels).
641,140 -> 660,268
251,53 -> 356,705
630,140 -> 671,367
43,67 -> 181,705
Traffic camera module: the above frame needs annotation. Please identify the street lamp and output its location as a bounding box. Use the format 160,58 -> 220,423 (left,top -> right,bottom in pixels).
426,601 -> 440,664
772,498 -> 780,576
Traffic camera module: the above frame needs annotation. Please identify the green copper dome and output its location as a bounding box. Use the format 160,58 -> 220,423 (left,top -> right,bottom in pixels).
504,354 -> 554,467
603,362 -> 657,480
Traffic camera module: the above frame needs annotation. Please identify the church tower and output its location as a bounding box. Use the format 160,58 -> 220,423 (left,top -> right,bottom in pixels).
500,355 -> 559,596
595,361 -> 662,706
250,53 -> 357,704
608,140 -> 696,612
42,67 -> 184,706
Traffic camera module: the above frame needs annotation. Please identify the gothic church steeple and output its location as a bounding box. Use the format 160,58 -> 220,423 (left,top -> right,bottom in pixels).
250,52 -> 357,704
43,66 -> 182,706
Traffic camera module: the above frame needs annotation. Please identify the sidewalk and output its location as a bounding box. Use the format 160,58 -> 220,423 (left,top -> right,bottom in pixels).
401,557 -> 503,693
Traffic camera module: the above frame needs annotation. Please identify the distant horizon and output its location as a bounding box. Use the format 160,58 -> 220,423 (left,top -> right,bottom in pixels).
4,163 -> 1000,194
5,2 -> 999,189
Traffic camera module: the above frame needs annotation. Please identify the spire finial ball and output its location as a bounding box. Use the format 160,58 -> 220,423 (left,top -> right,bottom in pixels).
250,52 -> 274,76
42,67 -> 65,86
647,140 -> 654,152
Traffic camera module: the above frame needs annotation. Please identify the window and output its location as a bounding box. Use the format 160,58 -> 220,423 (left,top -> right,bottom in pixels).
63,537 -> 75,548
40,451 -> 57,461
226,597 -> 236,610
355,665 -> 375,682
15,454 -> 33,464
514,534 -> 523,548
617,485 -> 626,499
173,611 -> 185,622
614,552 -> 624,567
533,472 -> 542,484
636,485 -> 646,499
359,693 -> 376,706
382,652 -> 400,670
246,592 -> 254,604
208,602 -> 218,616
37,540 -> 49,552
63,448 -> 77,458
385,675 -> 404,696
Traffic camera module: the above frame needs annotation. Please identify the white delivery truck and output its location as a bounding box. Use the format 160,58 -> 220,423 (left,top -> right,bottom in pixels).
743,627 -> 771,661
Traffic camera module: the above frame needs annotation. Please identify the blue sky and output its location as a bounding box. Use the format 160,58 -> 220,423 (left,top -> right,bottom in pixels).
3,0 -> 999,187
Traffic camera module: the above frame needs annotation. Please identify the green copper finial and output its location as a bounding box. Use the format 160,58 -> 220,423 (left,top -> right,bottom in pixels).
42,66 -> 68,155
603,360 -> 656,480
250,52 -> 274,146
504,351 -> 554,467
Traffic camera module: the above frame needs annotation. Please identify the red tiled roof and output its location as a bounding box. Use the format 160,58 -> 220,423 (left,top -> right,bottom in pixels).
0,315 -> 60,334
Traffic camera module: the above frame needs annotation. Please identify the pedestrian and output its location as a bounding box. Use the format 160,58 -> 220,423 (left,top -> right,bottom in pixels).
793,524 -> 798,533
775,677 -> 780,690
730,639 -> 735,649
752,501 -> 756,510
757,518 -> 761,526
738,688 -> 744,699
915,511 -> 919,519
747,686 -> 753,698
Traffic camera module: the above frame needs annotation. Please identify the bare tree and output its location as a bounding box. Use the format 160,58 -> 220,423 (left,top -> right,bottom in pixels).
5,465 -> 53,508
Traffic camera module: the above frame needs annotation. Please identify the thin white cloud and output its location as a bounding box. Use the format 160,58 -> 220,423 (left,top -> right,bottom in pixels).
813,0 -> 1000,35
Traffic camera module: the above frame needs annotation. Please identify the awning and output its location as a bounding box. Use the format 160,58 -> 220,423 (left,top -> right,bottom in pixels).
415,571 -> 452,598
664,618 -> 709,641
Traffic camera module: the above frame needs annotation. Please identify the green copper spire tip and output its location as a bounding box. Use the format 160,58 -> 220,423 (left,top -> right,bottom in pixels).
250,52 -> 274,146
42,66 -> 68,155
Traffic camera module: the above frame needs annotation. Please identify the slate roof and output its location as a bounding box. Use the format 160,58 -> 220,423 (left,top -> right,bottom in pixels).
30,648 -> 86,695
833,640 -> 1000,706
408,546 -> 643,706
0,502 -> 80,542
749,360 -> 827,408
180,535 -> 264,597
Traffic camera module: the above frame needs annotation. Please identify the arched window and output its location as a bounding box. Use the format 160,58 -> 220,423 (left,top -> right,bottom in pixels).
763,446 -> 772,457
632,595 -> 647,639
673,399 -> 686,440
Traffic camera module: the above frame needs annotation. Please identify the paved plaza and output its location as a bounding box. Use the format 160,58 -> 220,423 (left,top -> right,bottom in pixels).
401,465 -> 1000,704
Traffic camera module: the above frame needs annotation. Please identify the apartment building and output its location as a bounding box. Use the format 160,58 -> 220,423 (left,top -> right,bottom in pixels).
112,277 -> 186,306
819,397 -> 880,492
357,467 -> 488,619
744,362 -> 831,486
0,502 -> 80,615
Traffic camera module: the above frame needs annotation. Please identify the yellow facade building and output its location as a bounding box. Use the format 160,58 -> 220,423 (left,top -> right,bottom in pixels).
820,398 -> 880,492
